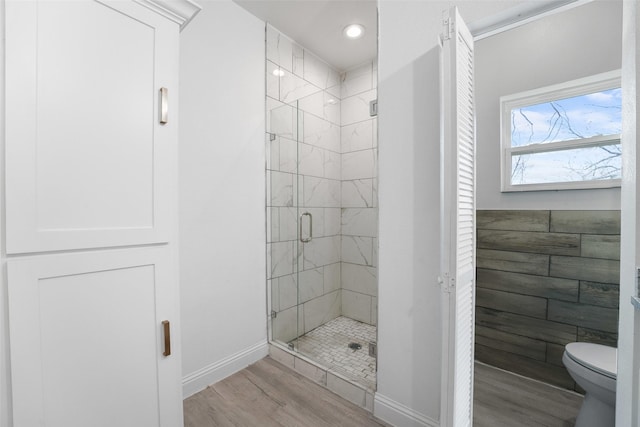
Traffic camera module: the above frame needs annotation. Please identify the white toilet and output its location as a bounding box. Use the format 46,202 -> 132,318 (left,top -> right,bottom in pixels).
562,342 -> 617,427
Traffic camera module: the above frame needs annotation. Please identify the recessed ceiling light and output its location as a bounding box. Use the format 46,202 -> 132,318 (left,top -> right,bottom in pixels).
343,24 -> 365,39
272,69 -> 285,77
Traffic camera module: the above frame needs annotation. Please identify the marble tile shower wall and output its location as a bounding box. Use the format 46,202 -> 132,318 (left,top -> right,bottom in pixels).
265,25 -> 378,343
266,25 -> 343,343
340,62 -> 378,326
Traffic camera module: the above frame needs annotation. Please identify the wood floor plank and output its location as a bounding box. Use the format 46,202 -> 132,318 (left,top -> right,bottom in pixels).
474,362 -> 582,427
184,357 -> 387,427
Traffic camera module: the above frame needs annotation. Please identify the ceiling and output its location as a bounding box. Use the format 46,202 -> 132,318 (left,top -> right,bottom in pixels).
234,0 -> 579,72
234,0 -> 377,72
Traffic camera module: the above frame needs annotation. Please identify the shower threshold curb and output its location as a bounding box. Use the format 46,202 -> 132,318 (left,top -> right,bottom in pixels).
268,342 -> 376,412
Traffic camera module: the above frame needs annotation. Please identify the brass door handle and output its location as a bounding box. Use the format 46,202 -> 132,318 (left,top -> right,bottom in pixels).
162,320 -> 171,357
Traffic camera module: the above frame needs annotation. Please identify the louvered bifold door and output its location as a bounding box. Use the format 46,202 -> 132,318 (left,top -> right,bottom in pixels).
440,7 -> 476,427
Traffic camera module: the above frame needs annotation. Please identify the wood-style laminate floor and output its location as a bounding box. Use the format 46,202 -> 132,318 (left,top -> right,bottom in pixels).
474,362 -> 583,427
183,356 -> 387,427
184,357 -> 583,427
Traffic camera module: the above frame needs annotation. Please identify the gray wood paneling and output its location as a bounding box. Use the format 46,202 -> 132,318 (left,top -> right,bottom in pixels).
475,345 -> 575,389
546,343 -> 566,367
550,256 -> 620,284
579,281 -> 620,308
476,325 -> 546,361
474,362 -> 582,427
550,210 -> 620,234
476,288 -> 547,319
578,327 -> 618,346
548,300 -> 619,333
476,307 -> 577,345
476,249 -> 549,275
478,230 -> 580,256
477,210 -> 549,232
581,234 -> 620,260
477,268 -> 579,302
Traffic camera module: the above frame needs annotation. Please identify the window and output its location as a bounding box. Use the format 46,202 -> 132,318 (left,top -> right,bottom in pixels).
500,70 -> 622,192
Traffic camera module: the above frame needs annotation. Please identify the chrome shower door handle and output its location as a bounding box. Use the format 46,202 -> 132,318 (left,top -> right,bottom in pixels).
300,212 -> 312,243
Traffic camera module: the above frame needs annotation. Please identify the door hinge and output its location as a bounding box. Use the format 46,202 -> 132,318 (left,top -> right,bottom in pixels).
271,310 -> 277,319
442,18 -> 453,41
369,99 -> 378,117
438,273 -> 455,293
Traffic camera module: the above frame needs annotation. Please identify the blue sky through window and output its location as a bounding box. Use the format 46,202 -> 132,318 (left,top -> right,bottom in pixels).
511,88 -> 622,148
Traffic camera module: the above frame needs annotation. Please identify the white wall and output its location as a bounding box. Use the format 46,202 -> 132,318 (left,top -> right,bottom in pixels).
179,0 -> 268,397
376,1 -> 539,425
476,0 -> 623,210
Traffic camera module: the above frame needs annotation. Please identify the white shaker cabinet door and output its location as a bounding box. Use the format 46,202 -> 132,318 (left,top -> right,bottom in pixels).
5,0 -> 178,254
7,247 -> 183,427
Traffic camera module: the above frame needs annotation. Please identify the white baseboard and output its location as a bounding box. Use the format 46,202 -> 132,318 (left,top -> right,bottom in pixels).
182,340 -> 269,399
374,393 -> 439,427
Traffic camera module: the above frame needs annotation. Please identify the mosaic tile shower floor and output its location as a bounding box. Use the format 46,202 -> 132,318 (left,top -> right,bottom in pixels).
293,316 -> 377,390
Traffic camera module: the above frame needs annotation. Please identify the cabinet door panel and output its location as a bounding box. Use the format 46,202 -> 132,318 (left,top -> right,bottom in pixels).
6,0 -> 177,253
7,247 -> 182,427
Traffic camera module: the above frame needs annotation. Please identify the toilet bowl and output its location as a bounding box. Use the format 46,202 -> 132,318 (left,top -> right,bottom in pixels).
562,342 -> 617,427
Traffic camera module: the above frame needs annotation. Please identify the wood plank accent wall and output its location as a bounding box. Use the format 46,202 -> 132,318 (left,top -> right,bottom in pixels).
475,210 -> 620,391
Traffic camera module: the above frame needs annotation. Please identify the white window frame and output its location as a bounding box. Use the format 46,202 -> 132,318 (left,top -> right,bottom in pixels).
500,70 -> 622,192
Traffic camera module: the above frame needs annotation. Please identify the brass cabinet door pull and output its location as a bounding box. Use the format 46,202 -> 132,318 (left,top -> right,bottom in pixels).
162,320 -> 171,357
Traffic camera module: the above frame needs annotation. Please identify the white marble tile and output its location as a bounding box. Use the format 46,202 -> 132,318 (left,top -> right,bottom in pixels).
342,179 -> 373,208
341,70 -> 373,99
303,290 -> 341,333
372,176 -> 378,208
271,241 -> 294,278
324,208 -> 341,236
326,371 -> 366,407
371,296 -> 378,326
266,243 -> 272,279
294,357 -> 327,385
269,279 -> 277,312
304,50 -> 340,90
341,120 -> 373,153
269,344 -> 295,368
292,43 -> 304,77
324,150 -> 341,180
270,171 -> 294,207
341,89 -> 377,126
266,97 -> 285,134
278,273 -> 298,310
298,90 -> 340,125
299,267 -> 324,303
266,25 -> 293,72
324,263 -> 341,293
342,290 -> 372,324
272,305 -> 299,343
372,237 -> 378,267
303,177 -> 340,208
303,235 -> 340,269
269,207 -> 278,242
342,237 -> 374,267
372,117 -> 378,148
326,82 -> 341,99
267,134 -> 278,171
266,60 -> 280,100
281,68 -> 320,104
270,103 -> 297,140
298,142 -> 324,177
278,137 -> 297,174
342,208 -> 377,237
279,207 -> 297,241
344,61 -> 373,81
303,113 -> 340,152
341,262 -> 377,295
342,149 -> 376,180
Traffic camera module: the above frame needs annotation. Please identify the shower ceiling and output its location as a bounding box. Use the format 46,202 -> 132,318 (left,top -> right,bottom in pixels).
233,0 -> 377,71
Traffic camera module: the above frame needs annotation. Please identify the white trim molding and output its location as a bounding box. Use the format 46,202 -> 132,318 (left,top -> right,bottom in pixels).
182,340 -> 269,399
133,0 -> 201,30
374,393 -> 439,427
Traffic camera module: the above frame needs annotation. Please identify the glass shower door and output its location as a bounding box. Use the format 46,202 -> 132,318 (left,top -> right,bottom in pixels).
268,100 -> 301,350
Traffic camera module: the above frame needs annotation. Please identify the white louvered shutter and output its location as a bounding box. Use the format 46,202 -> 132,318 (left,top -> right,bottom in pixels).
440,7 -> 476,427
